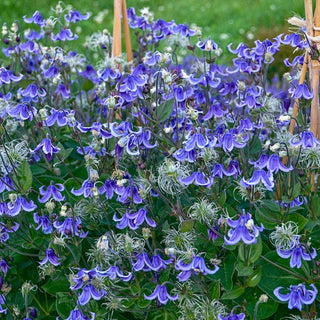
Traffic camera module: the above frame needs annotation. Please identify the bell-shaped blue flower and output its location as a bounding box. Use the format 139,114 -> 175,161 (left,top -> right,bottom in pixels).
33,212 -> 52,234
32,137 -> 60,161
38,182 -> 65,203
290,131 -> 320,149
273,283 -> 318,311
218,313 -> 245,320
224,211 -> 264,245
175,256 -> 219,282
277,241 -> 317,269
66,309 -> 95,320
241,169 -> 274,191
144,284 -> 178,305
39,248 -> 61,266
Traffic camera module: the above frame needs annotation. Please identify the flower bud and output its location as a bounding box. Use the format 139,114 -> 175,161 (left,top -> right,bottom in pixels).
60,205 -> 67,217
259,294 -> 268,303
45,199 -> 55,214
142,228 -> 151,239
165,247 -> 176,255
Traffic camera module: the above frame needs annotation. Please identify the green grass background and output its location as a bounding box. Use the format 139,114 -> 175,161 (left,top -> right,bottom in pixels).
0,0 -> 306,66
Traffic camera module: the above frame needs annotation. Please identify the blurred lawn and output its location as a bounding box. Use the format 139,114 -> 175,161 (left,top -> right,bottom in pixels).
0,0 -> 305,64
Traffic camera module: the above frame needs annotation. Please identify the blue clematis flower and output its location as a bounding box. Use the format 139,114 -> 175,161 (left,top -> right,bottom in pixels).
249,153 -> 293,173
240,169 -> 274,191
218,313 -> 245,320
0,68 -> 22,85
289,84 -> 314,100
0,277 -> 7,314
23,10 -> 44,26
0,259 -> 9,276
33,212 -> 52,234
78,284 -> 106,306
53,216 -> 88,238
31,137 -> 60,161
144,284 -> 178,305
290,131 -> 320,149
7,103 -> 37,121
113,208 -> 156,230
64,10 -> 90,23
197,38 -> 218,51
178,171 -> 213,188
51,29 -> 78,41
224,211 -> 264,245
8,196 -> 37,216
38,182 -> 65,203
175,256 -> 219,282
277,241 -> 317,269
0,222 -> 19,242
273,283 -> 318,311
71,179 -> 94,198
66,308 -> 95,320
54,83 -> 70,98
19,84 -> 46,99
39,248 -> 61,267
98,265 -> 132,281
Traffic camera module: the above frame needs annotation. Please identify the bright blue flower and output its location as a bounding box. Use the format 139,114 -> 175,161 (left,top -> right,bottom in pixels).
249,153 -> 293,173
218,312 -> 245,320
113,208 -> 156,230
33,212 -> 52,234
0,67 -> 22,85
23,11 -> 45,26
289,84 -> 314,100
38,182 -> 65,203
78,284 -> 106,306
32,137 -> 60,161
53,216 -> 88,238
175,256 -> 219,281
277,241 -> 317,269
64,10 -> 90,23
19,84 -> 46,99
8,196 -> 37,216
290,131 -> 320,149
196,38 -> 217,51
0,259 -> 9,276
71,179 -> 94,198
7,103 -> 37,121
224,211 -> 264,245
66,309 -> 95,320
240,169 -> 274,191
98,265 -> 132,281
144,284 -> 178,305
54,83 -> 70,98
178,171 -> 213,188
46,108 -> 75,127
51,29 -> 78,41
0,222 -> 19,242
273,283 -> 318,311
39,248 -> 61,267
0,278 -> 6,314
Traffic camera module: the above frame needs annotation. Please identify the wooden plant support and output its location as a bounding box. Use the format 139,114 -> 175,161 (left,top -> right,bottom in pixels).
112,0 -> 133,62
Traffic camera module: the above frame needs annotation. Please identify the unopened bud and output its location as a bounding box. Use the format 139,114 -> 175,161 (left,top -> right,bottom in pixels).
259,294 -> 268,303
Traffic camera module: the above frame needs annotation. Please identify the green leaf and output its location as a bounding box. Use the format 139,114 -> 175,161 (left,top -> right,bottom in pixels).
249,136 -> 262,156
246,266 -> 262,287
255,206 -> 281,230
286,213 -> 307,232
137,295 -> 151,308
56,292 -> 74,319
179,220 -> 195,233
12,159 -> 32,193
42,276 -> 69,296
82,79 -> 94,91
249,236 -> 262,263
312,196 -> 320,218
210,281 -> 220,300
215,254 -> 236,291
221,286 -> 245,300
236,262 -> 254,276
156,100 -> 174,122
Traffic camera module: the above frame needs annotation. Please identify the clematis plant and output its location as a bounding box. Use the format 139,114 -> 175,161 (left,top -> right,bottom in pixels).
0,4 -> 319,320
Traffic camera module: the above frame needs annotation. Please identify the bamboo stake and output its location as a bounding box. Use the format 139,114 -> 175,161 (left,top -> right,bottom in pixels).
112,0 -> 122,58
122,0 -> 133,62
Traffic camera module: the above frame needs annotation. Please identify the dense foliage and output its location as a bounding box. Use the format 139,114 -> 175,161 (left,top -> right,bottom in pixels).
0,4 -> 319,320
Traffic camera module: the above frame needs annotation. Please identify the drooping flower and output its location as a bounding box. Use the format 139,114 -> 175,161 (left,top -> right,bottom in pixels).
277,242 -> 317,269
39,248 -> 61,267
144,284 -> 178,305
53,216 -> 88,238
273,283 -> 318,311
33,212 -> 52,234
98,265 -> 132,281
0,259 -> 9,277
175,255 -> 219,282
290,131 -> 320,149
289,84 -> 313,100
51,29 -> 78,41
31,137 -> 60,161
38,182 -> 65,203
218,312 -> 245,320
66,308 -> 95,320
8,195 -> 37,216
240,169 -> 274,191
113,208 -> 156,230
224,211 -> 264,245
71,179 -> 94,198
